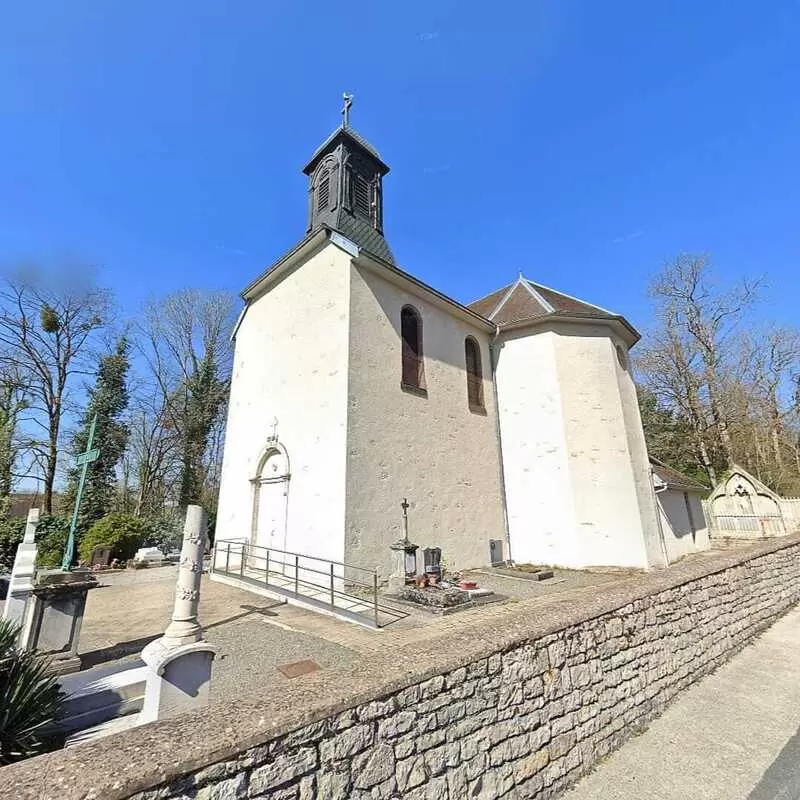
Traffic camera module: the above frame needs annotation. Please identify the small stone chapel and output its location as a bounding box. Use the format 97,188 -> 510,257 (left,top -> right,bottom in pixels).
216,103 -> 667,576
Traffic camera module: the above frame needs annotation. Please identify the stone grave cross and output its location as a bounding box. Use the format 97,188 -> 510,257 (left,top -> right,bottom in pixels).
62,414 -> 100,570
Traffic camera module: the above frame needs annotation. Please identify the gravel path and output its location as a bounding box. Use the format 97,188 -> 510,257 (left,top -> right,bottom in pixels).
80,567 -> 355,701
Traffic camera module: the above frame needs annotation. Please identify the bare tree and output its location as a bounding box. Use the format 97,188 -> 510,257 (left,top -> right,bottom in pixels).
648,254 -> 760,468
135,289 -> 235,511
0,273 -> 110,514
0,364 -> 29,512
738,326 -> 800,490
124,398 -> 181,516
637,308 -> 720,483
636,253 -> 800,495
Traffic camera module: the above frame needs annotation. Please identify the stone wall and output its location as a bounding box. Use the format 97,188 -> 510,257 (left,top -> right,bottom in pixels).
3,536 -> 800,800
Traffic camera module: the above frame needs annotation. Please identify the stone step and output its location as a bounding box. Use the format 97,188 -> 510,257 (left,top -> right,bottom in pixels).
57,661 -> 147,735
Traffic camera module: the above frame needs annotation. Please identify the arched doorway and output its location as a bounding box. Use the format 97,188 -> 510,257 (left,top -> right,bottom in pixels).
250,444 -> 290,559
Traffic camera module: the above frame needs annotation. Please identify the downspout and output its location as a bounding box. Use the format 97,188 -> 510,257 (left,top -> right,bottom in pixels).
490,325 -> 513,565
650,467 -> 670,567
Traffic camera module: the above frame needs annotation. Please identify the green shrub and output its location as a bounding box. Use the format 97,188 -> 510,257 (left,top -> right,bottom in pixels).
0,618 -> 64,764
34,517 -> 70,569
140,515 -> 183,554
0,519 -> 25,572
78,513 -> 147,564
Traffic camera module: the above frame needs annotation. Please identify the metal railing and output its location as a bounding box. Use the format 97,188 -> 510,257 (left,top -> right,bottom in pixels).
212,539 -> 400,628
710,514 -> 786,537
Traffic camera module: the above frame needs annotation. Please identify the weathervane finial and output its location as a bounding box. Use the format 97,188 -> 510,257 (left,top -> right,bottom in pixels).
342,93 -> 353,128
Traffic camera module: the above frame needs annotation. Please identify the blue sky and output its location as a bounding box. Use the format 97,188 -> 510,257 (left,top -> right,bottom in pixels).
1,1 -> 799,332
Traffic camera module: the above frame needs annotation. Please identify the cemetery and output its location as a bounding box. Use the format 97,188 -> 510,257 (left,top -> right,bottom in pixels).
0,475 -> 639,764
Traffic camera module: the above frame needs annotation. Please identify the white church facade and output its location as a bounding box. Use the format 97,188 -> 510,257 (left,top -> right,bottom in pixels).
216,114 -> 700,577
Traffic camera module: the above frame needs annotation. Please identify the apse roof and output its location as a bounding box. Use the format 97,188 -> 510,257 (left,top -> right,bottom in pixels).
468,276 -> 623,328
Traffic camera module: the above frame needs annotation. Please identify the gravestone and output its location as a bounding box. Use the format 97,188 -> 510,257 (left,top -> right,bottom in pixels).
423,547 -> 442,579
388,539 -> 418,592
21,569 -> 98,674
2,508 -> 40,632
133,547 -> 163,564
90,546 -> 112,568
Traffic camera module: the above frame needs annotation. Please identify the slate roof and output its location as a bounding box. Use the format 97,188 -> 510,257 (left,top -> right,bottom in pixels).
303,125 -> 389,175
468,277 -> 620,328
650,458 -> 709,493
335,214 -> 395,265
468,285 -> 510,319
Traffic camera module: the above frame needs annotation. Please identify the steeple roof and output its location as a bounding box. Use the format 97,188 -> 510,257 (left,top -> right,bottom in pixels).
303,125 -> 389,176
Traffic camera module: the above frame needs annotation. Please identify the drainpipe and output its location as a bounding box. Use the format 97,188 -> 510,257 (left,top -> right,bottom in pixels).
490,325 -> 513,565
650,467 -> 670,567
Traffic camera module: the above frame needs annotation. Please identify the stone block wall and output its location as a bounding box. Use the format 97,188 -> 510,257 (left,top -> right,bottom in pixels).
127,542 -> 800,800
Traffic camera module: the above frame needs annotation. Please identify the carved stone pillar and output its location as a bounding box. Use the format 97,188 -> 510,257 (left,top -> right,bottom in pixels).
163,505 -> 206,646
140,505 -> 217,723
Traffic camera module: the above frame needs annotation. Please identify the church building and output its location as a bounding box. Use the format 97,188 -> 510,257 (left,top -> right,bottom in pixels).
215,106 -> 669,576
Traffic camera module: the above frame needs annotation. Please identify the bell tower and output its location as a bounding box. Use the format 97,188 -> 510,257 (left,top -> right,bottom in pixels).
302,94 -> 394,264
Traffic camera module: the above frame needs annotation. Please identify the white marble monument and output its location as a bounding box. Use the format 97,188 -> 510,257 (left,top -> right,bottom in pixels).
3,508 -> 39,632
140,505 -> 217,723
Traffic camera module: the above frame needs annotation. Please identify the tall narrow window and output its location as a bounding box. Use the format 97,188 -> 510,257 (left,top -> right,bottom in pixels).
465,337 -> 484,411
401,306 -> 425,393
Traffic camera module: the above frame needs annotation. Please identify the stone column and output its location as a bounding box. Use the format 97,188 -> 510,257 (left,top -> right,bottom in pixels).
3,509 -> 40,632
140,505 -> 217,723
163,504 -> 206,646
388,539 -> 418,592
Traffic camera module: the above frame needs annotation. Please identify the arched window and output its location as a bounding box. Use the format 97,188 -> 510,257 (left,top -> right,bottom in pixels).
401,306 -> 425,392
465,337 -> 484,411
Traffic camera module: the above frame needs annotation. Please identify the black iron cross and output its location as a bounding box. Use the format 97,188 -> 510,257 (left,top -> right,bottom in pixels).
401,497 -> 409,517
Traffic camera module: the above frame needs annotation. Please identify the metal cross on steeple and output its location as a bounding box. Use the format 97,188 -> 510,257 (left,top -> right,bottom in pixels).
341,93 -> 353,128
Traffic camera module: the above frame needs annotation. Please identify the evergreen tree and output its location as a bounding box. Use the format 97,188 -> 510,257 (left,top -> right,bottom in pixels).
637,387 -> 707,483
176,349 -> 227,507
66,338 -> 130,531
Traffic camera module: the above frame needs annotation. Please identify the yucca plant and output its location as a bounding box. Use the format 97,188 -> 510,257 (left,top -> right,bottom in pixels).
0,618 -> 64,764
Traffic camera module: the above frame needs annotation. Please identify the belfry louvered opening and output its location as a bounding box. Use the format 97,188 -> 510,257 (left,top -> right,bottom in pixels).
354,174 -> 371,217
317,172 -> 330,212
